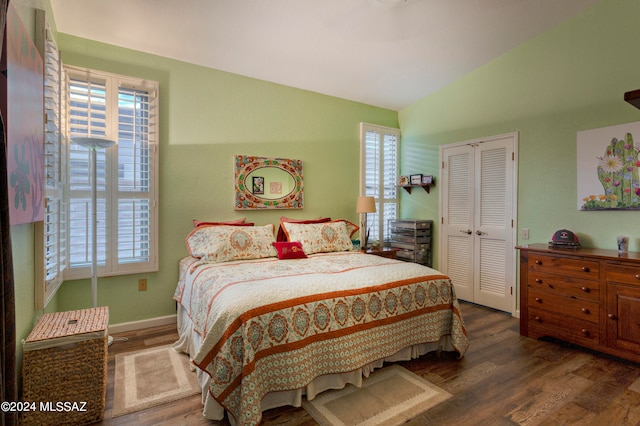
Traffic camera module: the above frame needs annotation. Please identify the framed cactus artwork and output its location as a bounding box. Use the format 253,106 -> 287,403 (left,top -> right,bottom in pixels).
577,121 -> 640,210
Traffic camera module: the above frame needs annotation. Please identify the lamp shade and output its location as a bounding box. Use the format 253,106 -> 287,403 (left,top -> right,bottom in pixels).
72,137 -> 116,149
356,196 -> 376,213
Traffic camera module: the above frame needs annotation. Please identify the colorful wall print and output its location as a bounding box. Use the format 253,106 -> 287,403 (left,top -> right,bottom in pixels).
1,5 -> 45,225
577,121 -> 640,210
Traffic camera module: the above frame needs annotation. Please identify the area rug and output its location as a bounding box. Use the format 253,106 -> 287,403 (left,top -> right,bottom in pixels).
302,364 -> 451,426
112,345 -> 200,417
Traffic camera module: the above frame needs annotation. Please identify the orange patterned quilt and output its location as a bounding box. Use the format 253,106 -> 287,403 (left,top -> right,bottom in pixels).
174,251 -> 468,426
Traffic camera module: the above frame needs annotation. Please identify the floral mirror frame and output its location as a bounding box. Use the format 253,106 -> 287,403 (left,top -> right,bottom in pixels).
234,155 -> 304,209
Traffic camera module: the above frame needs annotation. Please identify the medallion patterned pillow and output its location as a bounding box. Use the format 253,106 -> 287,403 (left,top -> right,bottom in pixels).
186,224 -> 277,262
332,219 -> 359,239
282,221 -> 353,254
276,216 -> 331,242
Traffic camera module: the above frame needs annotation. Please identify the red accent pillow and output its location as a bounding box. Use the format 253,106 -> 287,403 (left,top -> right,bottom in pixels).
272,241 -> 308,259
277,217 -> 331,242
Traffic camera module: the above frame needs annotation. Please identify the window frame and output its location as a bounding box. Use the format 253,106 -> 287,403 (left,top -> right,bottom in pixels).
359,122 -> 400,245
63,65 -> 159,280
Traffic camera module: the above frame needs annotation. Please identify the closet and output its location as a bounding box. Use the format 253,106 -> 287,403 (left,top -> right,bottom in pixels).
439,133 -> 518,313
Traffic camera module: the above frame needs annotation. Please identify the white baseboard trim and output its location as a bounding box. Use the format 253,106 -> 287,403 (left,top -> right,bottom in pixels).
108,314 -> 177,334
513,309 -> 520,319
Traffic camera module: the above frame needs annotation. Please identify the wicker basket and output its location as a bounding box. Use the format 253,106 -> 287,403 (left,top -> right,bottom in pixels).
21,307 -> 109,426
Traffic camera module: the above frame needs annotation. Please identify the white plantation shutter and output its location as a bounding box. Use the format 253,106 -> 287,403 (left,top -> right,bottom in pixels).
64,66 -> 158,279
360,123 -> 399,243
67,76 -> 108,271
35,9 -> 67,308
116,86 -> 154,265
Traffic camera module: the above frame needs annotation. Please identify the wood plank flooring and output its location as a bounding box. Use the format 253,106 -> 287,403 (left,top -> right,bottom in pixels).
95,302 -> 640,425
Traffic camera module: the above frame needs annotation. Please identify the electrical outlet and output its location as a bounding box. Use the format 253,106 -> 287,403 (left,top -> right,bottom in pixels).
522,228 -> 529,240
138,278 -> 147,291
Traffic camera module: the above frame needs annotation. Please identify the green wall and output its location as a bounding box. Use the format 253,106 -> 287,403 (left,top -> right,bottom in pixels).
399,0 -> 640,269
51,35 -> 397,325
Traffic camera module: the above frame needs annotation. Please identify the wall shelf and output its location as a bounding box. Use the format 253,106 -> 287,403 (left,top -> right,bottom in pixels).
625,89 -> 640,109
400,184 -> 431,194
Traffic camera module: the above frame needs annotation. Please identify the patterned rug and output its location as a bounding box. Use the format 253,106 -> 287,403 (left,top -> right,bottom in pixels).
112,345 -> 200,417
302,364 -> 451,426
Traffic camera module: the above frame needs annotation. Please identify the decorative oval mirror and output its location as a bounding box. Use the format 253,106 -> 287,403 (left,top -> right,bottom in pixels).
235,155 -> 304,209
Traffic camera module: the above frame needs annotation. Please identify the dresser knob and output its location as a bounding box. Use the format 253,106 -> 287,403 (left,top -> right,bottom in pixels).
582,266 -> 590,272
535,278 -> 542,284
534,316 -> 541,322
608,313 -> 617,320
581,329 -> 590,336
581,308 -> 590,314
581,286 -> 590,293
636,274 -> 640,280
535,297 -> 542,303
535,260 -> 542,265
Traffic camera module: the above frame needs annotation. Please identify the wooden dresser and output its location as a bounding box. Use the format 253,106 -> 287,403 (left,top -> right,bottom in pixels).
518,244 -> 640,363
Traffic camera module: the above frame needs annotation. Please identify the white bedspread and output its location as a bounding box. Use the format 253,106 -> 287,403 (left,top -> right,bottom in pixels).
174,251 -> 468,425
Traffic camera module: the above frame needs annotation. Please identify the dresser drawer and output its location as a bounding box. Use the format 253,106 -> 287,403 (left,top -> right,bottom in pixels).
528,307 -> 600,346
528,271 -> 599,301
527,272 -> 600,302
528,289 -> 599,323
607,263 -> 640,286
529,253 -> 600,279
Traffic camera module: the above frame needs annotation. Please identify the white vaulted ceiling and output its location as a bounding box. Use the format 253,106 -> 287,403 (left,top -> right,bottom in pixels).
49,0 -> 600,111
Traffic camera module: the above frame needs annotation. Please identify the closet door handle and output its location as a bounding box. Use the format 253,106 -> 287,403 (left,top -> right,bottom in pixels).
460,229 -> 472,235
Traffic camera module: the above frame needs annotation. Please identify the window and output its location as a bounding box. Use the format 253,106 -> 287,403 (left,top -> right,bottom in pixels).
359,123 -> 400,244
64,66 -> 159,279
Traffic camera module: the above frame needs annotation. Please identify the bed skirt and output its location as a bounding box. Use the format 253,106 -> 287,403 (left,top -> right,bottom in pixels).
173,304 -> 454,424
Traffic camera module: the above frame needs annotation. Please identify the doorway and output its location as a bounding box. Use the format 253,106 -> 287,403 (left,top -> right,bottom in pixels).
439,132 -> 518,314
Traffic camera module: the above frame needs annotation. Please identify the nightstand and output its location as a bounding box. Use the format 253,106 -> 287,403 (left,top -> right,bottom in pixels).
361,247 -> 399,259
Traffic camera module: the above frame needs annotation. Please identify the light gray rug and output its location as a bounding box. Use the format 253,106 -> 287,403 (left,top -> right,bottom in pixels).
112,345 -> 200,417
302,364 -> 451,426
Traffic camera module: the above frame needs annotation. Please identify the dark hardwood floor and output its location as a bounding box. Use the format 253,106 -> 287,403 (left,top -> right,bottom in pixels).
96,302 -> 640,425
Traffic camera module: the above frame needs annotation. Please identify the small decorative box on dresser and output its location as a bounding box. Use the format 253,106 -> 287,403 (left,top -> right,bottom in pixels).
21,307 -> 109,426
389,219 -> 433,266
518,244 -> 640,363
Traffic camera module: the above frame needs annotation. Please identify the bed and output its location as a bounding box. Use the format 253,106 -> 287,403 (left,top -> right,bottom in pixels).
172,221 -> 468,426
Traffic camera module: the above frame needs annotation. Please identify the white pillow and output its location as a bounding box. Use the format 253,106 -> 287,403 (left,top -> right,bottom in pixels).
282,221 -> 353,254
186,224 -> 277,262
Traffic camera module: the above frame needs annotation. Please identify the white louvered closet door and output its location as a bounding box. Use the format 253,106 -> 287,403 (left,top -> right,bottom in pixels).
441,134 -> 516,313
441,144 -> 474,302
